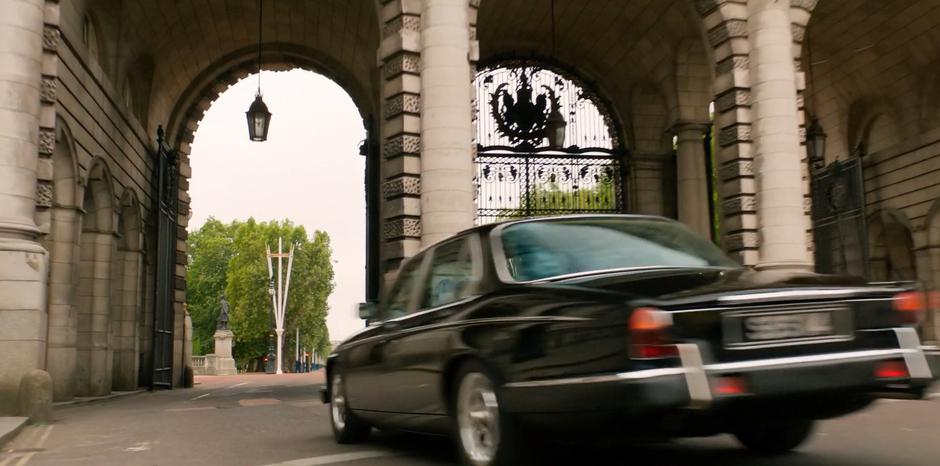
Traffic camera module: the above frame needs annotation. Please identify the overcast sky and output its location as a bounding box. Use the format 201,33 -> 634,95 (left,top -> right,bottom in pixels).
189,69 -> 366,342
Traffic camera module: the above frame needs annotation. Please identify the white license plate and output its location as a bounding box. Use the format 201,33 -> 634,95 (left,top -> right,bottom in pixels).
743,311 -> 834,341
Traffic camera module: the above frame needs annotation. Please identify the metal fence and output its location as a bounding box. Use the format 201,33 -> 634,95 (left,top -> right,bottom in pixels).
475,148 -> 623,224
810,158 -> 868,278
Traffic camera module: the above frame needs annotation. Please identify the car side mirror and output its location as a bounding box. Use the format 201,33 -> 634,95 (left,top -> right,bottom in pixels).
358,302 -> 377,321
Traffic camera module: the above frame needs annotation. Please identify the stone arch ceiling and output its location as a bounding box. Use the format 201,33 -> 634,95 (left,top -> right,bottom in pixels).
806,0 -> 940,154
477,0 -> 707,144
96,0 -> 381,138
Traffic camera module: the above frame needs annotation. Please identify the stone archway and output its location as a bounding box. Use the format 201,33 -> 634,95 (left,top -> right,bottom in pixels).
44,119 -> 83,401
868,209 -> 917,282
111,190 -> 144,391
76,158 -> 117,397
163,51 -> 383,310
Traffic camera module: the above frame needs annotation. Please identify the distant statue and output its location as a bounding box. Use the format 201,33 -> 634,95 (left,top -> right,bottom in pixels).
217,296 -> 230,330
208,295 -> 236,375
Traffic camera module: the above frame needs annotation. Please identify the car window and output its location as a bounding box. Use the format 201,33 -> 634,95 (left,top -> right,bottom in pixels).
421,237 -> 478,309
383,256 -> 424,319
500,218 -> 739,281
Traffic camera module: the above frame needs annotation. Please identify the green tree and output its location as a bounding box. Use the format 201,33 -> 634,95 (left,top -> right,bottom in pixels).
498,178 -> 618,220
186,218 -> 334,369
224,219 -> 334,368
186,218 -> 234,355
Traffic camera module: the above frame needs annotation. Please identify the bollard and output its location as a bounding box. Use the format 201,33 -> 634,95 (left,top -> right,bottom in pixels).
17,370 -> 52,424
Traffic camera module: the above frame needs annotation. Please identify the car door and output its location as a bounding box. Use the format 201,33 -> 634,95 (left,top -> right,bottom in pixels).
377,234 -> 484,416
343,253 -> 428,411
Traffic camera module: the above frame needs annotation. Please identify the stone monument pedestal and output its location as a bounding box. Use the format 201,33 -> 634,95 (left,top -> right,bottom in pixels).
206,329 -> 236,376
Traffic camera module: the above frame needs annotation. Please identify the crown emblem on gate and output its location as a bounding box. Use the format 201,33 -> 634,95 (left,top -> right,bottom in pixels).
489,69 -> 561,148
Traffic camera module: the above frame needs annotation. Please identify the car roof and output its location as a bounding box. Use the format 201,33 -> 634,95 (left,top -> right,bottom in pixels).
408,214 -> 677,257
453,213 -> 674,237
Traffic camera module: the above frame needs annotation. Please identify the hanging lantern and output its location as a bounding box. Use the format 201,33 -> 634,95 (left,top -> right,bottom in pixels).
806,116 -> 827,164
246,93 -> 271,142
246,0 -> 270,142
545,104 -> 567,148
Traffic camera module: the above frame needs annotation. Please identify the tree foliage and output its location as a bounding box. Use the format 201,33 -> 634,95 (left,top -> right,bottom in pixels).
498,179 -> 618,220
186,218 -> 234,355
186,218 -> 334,368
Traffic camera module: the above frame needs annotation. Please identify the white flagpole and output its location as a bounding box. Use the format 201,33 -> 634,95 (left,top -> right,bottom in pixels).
275,237 -> 284,374
281,244 -> 295,321
266,244 -> 277,372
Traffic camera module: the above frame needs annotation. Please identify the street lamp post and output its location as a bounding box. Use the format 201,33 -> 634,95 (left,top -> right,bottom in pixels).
265,237 -> 294,374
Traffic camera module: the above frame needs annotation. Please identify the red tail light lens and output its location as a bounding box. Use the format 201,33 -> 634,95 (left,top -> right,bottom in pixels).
713,375 -> 748,396
629,307 -> 677,359
875,360 -> 909,379
893,291 -> 927,325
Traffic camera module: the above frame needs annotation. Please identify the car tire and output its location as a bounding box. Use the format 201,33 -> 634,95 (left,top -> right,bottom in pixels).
733,418 -> 814,455
452,361 -> 528,466
329,371 -> 371,444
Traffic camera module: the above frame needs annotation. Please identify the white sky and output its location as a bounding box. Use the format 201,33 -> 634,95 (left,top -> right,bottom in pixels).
188,69 -> 366,342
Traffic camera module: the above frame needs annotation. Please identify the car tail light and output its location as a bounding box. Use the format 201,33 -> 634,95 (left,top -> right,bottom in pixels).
713,375 -> 747,396
875,360 -> 909,379
629,307 -> 677,359
893,291 -> 930,325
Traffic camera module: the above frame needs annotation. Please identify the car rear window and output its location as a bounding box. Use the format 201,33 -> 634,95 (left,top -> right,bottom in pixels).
499,217 -> 738,281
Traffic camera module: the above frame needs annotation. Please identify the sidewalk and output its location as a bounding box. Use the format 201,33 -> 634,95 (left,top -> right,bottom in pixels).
52,390 -> 145,409
0,417 -> 28,450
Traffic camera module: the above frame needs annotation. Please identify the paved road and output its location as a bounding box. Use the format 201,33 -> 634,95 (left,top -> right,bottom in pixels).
2,372 -> 939,466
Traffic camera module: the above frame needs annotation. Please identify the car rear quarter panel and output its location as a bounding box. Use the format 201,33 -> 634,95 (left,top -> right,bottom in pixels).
451,287 -> 635,388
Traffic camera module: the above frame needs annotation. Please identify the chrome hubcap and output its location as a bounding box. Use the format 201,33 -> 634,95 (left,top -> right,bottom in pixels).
331,374 -> 346,431
457,372 -> 500,465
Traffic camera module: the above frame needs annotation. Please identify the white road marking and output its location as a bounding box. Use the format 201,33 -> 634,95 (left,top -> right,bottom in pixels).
0,426 -> 53,466
262,450 -> 394,466
13,453 -> 34,466
189,381 -> 249,401
124,441 -> 152,452
36,427 -> 52,448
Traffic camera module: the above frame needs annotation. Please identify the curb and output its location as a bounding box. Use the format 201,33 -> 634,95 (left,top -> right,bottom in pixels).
0,417 -> 29,451
53,390 -> 147,409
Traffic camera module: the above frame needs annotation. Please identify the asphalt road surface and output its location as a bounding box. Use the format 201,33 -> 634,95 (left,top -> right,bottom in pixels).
2,372 -> 939,466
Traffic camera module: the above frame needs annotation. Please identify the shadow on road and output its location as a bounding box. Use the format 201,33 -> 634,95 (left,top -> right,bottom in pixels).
363,431 -> 856,466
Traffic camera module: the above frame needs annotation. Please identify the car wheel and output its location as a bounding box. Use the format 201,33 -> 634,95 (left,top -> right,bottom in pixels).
329,372 -> 371,444
453,362 -> 527,466
733,418 -> 814,455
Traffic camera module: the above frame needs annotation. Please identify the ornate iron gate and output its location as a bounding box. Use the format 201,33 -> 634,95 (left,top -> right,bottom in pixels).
811,158 -> 868,277
151,127 -> 178,388
474,61 -> 625,224
476,148 -> 623,222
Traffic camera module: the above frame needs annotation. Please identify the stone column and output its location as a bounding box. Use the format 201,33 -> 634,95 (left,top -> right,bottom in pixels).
0,0 -> 48,415
675,123 -> 712,237
419,0 -> 474,246
747,0 -> 812,271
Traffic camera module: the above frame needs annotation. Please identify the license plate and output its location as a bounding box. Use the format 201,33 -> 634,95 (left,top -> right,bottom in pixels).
722,306 -> 853,347
743,311 -> 834,341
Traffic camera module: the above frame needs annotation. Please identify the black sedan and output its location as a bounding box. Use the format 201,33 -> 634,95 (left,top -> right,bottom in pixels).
323,215 -> 940,465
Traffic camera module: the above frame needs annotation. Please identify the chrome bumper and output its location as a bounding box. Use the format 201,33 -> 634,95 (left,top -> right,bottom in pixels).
502,328 -> 936,412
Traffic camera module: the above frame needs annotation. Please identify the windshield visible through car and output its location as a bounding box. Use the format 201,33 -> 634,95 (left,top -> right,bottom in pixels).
499,217 -> 739,282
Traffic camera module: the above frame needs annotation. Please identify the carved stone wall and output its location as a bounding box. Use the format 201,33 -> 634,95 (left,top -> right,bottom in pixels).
379,0 -> 424,275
